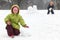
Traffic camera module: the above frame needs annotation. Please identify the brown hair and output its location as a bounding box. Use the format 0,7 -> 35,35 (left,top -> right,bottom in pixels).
49,1 -> 54,5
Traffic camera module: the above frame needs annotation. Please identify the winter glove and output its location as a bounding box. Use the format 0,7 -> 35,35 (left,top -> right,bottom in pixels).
23,24 -> 29,28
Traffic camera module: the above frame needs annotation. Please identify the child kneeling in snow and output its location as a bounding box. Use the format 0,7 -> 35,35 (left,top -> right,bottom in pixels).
47,1 -> 54,14
4,4 -> 29,38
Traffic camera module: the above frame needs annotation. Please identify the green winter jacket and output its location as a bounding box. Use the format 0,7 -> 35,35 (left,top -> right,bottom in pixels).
4,13 -> 26,30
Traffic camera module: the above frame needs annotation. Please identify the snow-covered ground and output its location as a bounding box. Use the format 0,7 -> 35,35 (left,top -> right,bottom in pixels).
0,10 -> 60,40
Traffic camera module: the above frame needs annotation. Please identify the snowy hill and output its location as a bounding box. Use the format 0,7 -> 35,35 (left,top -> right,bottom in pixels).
0,10 -> 60,40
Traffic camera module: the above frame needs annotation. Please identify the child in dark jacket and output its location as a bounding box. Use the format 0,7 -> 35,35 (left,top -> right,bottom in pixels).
47,1 -> 54,14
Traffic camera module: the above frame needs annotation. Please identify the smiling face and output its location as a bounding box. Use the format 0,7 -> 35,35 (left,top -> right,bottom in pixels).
12,6 -> 19,14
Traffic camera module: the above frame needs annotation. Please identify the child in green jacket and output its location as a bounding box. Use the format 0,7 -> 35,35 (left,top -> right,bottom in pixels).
4,4 -> 29,38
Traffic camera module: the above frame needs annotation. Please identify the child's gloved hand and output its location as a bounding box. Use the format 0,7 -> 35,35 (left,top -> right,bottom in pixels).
6,21 -> 11,25
23,25 -> 29,28
24,26 -> 29,28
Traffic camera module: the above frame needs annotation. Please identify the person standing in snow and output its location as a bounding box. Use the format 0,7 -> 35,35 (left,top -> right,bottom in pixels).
4,4 -> 29,38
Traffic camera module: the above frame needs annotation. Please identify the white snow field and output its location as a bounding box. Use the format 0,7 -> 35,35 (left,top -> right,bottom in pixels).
0,10 -> 60,40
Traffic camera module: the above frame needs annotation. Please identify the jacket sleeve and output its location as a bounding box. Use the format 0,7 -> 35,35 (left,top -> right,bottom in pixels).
47,4 -> 50,9
52,5 -> 54,9
4,14 -> 10,23
19,15 -> 26,27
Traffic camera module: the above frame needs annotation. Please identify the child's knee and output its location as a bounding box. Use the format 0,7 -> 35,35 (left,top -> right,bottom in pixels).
14,29 -> 20,35
15,32 -> 20,35
6,24 -> 12,29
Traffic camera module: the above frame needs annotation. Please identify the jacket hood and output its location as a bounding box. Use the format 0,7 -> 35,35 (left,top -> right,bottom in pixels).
11,4 -> 20,14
